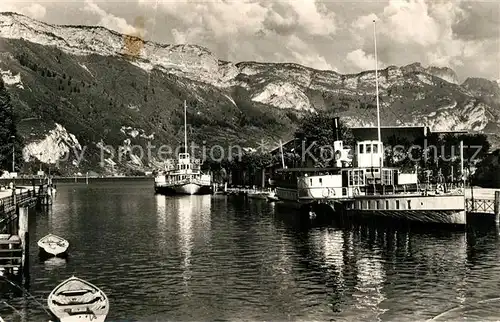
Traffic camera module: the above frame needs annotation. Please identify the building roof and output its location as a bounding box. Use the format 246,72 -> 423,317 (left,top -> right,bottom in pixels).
428,130 -> 469,135
351,126 -> 429,142
270,126 -> 470,154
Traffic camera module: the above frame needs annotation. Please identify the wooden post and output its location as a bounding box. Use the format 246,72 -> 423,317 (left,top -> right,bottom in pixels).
261,167 -> 265,189
17,205 -> 29,282
12,185 -> 16,206
495,191 -> 500,224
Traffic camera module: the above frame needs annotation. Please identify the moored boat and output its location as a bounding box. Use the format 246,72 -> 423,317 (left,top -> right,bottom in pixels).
47,276 -> 109,322
292,20 -> 467,225
154,100 -> 212,195
247,190 -> 270,200
154,154 -> 212,195
37,234 -> 69,257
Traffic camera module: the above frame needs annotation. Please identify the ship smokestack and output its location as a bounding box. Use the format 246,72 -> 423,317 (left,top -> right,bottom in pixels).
333,117 -> 340,141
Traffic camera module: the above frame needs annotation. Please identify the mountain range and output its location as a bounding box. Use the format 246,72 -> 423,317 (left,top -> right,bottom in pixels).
0,12 -> 499,175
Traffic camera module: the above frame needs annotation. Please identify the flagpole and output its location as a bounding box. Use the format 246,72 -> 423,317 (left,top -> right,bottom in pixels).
374,20 -> 381,146
184,100 -> 188,155
373,20 -> 383,186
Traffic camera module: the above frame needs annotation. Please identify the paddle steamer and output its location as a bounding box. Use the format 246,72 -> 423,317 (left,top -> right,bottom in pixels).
154,101 -> 212,195
272,20 -> 466,225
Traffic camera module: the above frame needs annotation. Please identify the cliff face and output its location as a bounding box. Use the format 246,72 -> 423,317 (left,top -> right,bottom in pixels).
0,12 -> 499,174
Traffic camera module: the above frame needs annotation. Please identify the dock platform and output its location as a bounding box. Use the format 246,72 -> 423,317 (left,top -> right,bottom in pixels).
0,234 -> 22,275
0,184 -> 52,280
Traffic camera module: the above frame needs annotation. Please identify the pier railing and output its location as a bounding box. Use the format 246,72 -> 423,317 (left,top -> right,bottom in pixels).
465,188 -> 500,215
0,185 -> 50,282
0,190 -> 36,214
466,199 -> 495,214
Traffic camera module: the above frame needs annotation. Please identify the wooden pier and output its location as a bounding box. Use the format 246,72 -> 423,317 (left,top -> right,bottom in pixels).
0,184 -> 52,280
217,185 -> 272,196
465,188 -> 500,222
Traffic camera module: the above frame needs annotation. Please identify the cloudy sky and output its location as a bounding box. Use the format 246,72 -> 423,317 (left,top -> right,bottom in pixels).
1,0 -> 499,82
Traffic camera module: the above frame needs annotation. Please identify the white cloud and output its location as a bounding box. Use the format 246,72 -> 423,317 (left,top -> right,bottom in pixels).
381,0 -> 441,46
346,49 -> 379,71
0,1 -> 47,20
0,0 -> 497,81
20,3 -> 46,20
286,35 -> 335,71
352,13 -> 378,30
346,0 -> 498,81
137,0 -> 337,68
83,0 -> 142,36
285,1 -> 336,36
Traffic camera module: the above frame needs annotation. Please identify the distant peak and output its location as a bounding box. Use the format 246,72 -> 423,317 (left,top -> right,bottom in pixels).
405,62 -> 423,69
462,77 -> 500,93
0,11 -> 22,16
401,62 -> 458,84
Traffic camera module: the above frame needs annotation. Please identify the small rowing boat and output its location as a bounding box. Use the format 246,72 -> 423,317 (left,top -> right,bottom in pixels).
37,234 -> 69,257
47,276 -> 109,322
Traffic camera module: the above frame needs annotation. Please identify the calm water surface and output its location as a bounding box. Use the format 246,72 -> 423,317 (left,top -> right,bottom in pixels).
1,179 -> 500,321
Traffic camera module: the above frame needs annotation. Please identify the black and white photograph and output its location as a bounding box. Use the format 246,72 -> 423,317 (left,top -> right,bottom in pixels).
0,0 -> 499,321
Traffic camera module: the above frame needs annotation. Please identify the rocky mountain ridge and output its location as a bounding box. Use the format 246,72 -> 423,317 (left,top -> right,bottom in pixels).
0,12 -> 499,175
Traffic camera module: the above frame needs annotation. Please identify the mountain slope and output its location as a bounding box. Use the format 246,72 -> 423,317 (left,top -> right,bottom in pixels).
0,12 -> 499,175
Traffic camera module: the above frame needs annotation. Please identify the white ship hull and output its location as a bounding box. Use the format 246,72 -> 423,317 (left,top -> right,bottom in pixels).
174,183 -> 201,195
155,182 -> 212,195
319,194 -> 467,225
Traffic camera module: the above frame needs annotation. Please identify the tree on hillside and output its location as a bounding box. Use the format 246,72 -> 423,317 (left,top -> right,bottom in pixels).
0,79 -> 22,173
384,131 -> 491,184
471,149 -> 500,188
295,111 -> 354,148
294,111 -> 354,167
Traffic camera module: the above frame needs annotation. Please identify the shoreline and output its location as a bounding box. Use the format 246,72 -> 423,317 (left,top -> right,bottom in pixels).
0,176 -> 154,183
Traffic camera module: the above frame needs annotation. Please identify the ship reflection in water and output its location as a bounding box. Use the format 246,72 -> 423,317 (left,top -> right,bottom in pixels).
0,181 -> 499,321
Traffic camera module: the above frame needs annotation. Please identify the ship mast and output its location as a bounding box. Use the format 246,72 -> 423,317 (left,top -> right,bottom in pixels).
373,20 -> 383,168
184,100 -> 188,155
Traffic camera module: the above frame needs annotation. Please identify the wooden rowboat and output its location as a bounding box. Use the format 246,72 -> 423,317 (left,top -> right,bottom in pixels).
47,276 -> 109,322
37,234 -> 69,257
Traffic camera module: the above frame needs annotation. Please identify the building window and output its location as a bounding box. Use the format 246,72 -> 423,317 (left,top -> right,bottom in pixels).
319,178 -> 323,185
396,200 -> 400,209
359,144 -> 364,154
407,200 -> 411,209
382,169 -> 393,185
366,144 -> 372,153
373,144 -> 378,153
385,200 -> 389,209
376,201 -> 381,209
349,169 -> 365,186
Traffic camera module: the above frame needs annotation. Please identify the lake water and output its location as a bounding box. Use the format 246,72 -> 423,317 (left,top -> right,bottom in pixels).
1,179 -> 500,321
